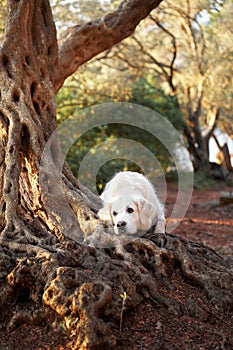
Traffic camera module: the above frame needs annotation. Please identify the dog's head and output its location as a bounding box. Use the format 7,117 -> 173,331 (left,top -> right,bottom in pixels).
98,195 -> 157,235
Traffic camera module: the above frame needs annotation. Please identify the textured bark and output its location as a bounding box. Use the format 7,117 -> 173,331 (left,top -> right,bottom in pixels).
0,0 -> 58,236
184,105 -> 220,172
213,134 -> 233,174
1,232 -> 233,349
0,1 -> 233,349
54,0 -> 163,92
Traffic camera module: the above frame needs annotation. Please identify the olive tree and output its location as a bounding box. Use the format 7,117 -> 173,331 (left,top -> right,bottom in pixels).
0,1 -> 232,349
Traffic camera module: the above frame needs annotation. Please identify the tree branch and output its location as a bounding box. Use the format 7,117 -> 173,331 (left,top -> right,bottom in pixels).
203,107 -> 220,138
212,133 -> 233,172
53,0 -> 163,92
149,14 -> 178,93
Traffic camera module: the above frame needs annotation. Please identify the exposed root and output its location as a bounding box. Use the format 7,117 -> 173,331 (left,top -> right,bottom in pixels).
0,227 -> 232,349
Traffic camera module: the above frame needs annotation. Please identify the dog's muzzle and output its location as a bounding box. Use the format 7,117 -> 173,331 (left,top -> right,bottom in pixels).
114,221 -> 127,234
117,221 -> 127,228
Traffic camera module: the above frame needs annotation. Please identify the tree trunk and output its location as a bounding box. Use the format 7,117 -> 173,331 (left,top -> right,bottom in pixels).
184,103 -> 220,173
0,1 -> 233,349
211,133 -> 233,180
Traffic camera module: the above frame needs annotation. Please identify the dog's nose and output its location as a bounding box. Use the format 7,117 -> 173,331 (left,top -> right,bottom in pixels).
117,221 -> 127,228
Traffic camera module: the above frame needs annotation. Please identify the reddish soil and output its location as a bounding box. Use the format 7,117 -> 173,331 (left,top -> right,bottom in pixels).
116,183 -> 233,350
168,183 -> 233,253
0,183 -> 233,349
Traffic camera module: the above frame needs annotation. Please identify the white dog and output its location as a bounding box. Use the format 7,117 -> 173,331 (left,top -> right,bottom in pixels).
98,171 -> 165,235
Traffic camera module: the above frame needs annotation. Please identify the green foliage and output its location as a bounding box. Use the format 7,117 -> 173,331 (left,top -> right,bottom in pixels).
57,76 -> 184,191
193,171 -> 233,190
119,291 -> 127,332
193,171 -> 217,190
130,77 -> 185,132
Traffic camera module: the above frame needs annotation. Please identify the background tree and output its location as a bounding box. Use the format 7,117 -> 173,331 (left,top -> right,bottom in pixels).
85,0 -> 233,173
0,1 -> 233,349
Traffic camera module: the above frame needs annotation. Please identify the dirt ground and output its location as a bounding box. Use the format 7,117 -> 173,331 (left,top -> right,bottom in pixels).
116,183 -> 233,350
0,183 -> 233,350
168,183 -> 233,253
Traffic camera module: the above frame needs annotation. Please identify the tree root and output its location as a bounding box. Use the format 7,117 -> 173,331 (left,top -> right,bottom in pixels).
0,229 -> 233,349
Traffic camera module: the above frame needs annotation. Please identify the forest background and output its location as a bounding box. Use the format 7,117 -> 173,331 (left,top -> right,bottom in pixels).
1,0 -> 232,190
47,0 -> 233,189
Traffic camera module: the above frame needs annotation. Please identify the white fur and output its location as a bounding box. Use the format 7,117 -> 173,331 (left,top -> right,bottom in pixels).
98,171 -> 165,235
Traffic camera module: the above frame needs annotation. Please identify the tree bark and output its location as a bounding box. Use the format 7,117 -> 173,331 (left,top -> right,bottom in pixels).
184,106 -> 220,172
212,133 -> 233,176
0,1 -> 233,349
54,0 -> 164,92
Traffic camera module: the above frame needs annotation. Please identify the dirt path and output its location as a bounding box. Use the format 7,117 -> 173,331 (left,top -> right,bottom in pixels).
168,184 -> 233,253
116,185 -> 233,350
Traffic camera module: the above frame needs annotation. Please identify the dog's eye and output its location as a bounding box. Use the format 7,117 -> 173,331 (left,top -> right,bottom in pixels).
112,211 -> 118,216
127,207 -> 134,214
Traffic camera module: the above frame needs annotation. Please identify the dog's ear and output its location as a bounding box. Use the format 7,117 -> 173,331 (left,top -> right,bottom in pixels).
135,196 -> 156,231
98,204 -> 112,223
99,181 -> 111,202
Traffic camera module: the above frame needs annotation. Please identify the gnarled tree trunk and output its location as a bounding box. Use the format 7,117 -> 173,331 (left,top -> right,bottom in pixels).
0,1 -> 233,349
